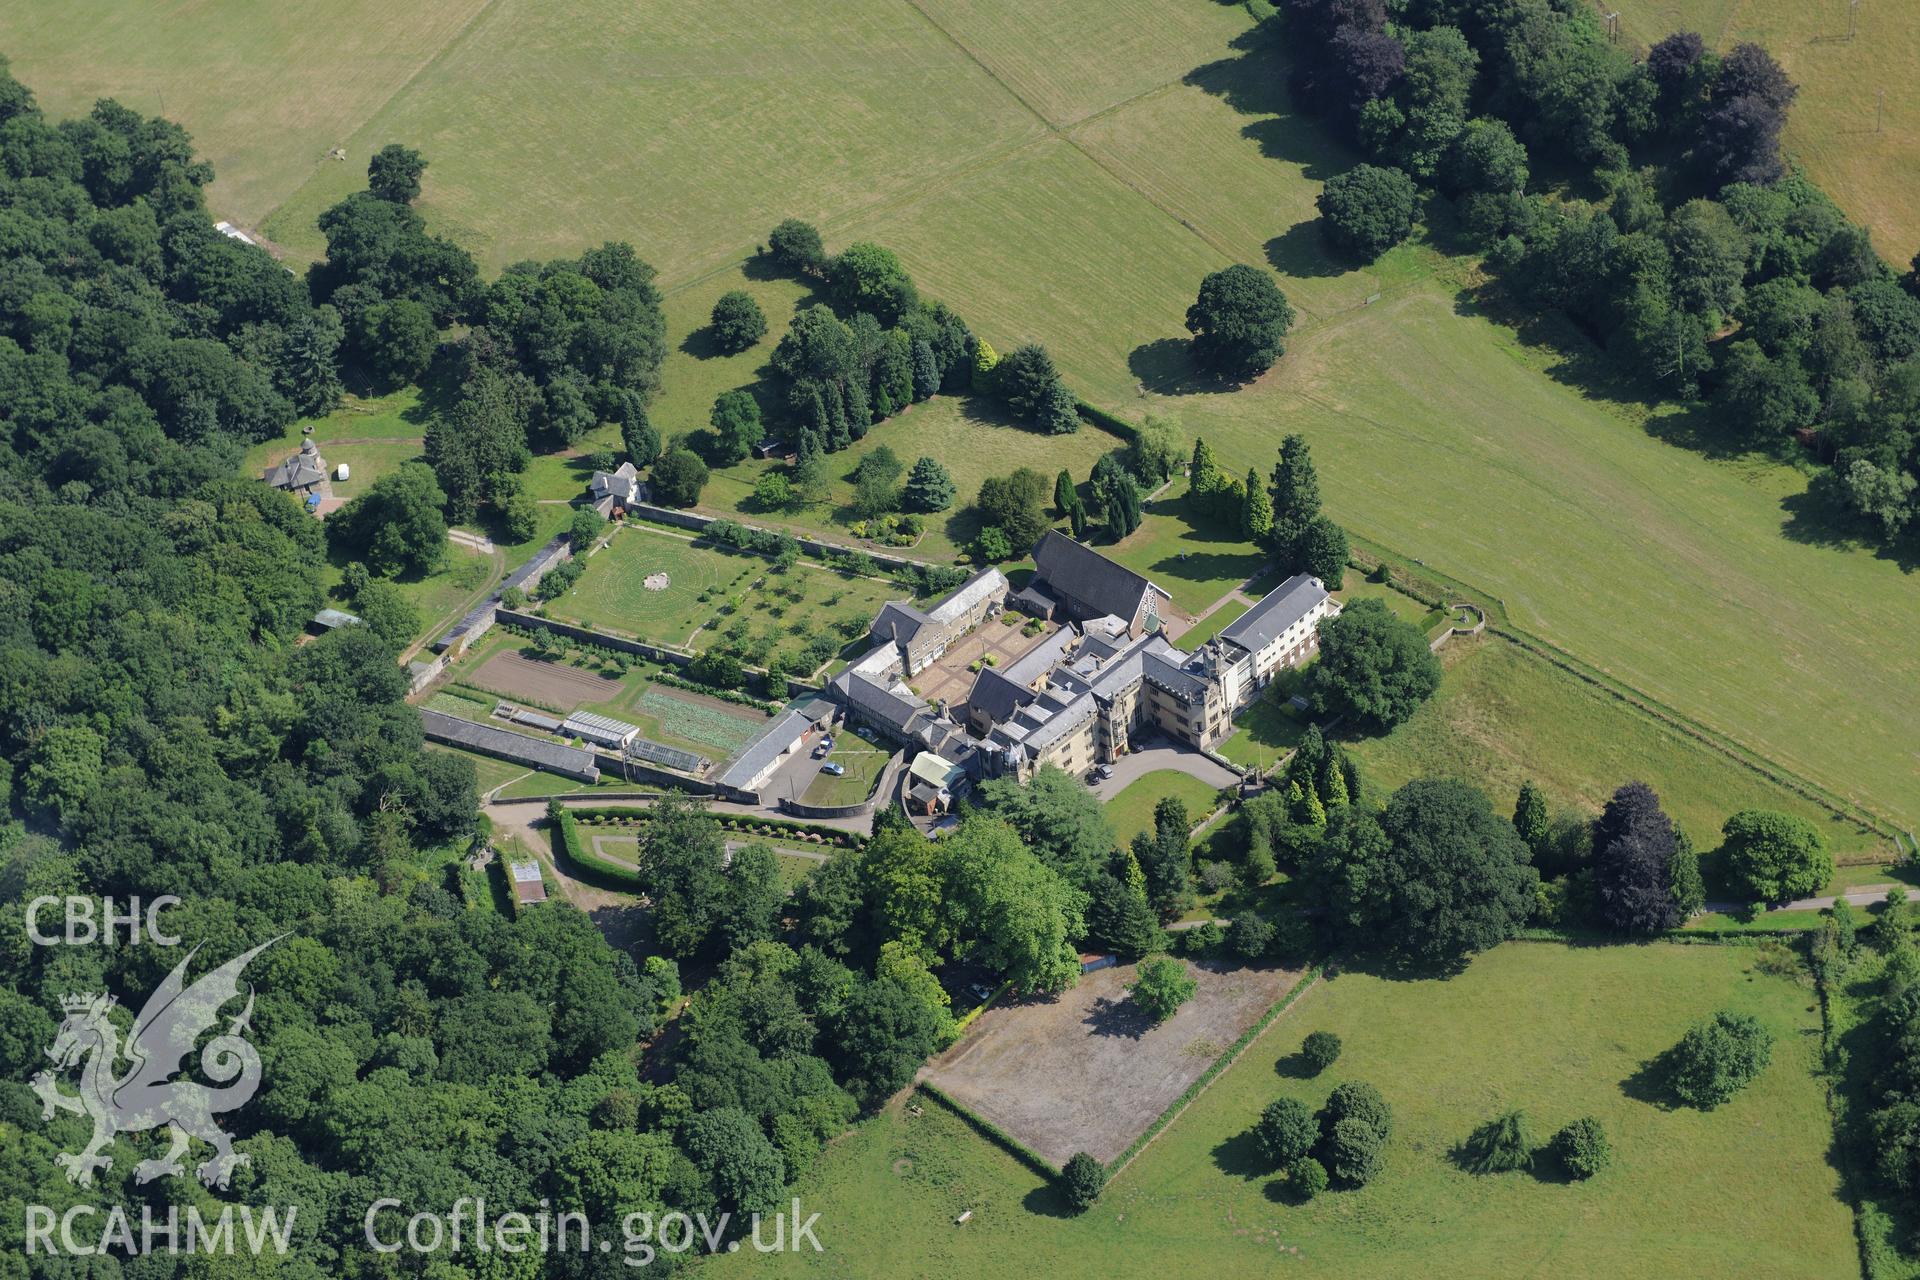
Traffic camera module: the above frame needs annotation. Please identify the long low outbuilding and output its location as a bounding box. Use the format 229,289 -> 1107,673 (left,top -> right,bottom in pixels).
561,710 -> 641,750
419,710 -> 600,782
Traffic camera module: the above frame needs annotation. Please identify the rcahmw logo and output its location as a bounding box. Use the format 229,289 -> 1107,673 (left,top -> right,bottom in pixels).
21,927 -> 296,1258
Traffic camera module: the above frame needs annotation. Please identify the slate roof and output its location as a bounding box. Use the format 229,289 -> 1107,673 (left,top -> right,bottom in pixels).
927,567 -> 1007,623
1007,583 -> 1057,617
265,439 -> 327,490
966,667 -> 1033,724
419,710 -> 599,778
1142,647 -> 1211,703
715,708 -> 813,789
589,462 -> 643,502
838,672 -> 924,733
1002,626 -> 1076,686
1217,574 -> 1330,654
871,601 -> 931,647
1030,530 -> 1167,623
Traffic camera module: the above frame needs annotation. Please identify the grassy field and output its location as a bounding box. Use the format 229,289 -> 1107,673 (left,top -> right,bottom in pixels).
0,0 -> 495,231
20,0 -> 1919,831
546,525 -> 906,667
1104,770 -> 1223,847
717,942 -> 1852,1279
1336,576 -> 1443,631
255,0 -> 1047,274
1217,691 -> 1308,772
1607,0 -> 1920,267
1346,632 -> 1889,888
241,387 -> 429,500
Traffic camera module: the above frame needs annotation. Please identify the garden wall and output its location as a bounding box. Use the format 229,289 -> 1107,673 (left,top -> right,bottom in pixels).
493,608 -> 695,666
625,502 -> 933,575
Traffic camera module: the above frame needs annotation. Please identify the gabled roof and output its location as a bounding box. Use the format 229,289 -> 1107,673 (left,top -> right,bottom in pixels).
265,439 -> 327,489
871,600 -> 931,647
1031,530 -> 1168,622
910,752 -> 964,790
1218,574 -> 1330,654
590,462 -> 642,500
715,708 -> 813,788
965,667 -> 1033,725
1142,647 -> 1210,703
1002,625 -> 1076,686
927,567 -> 1007,623
838,672 -> 924,732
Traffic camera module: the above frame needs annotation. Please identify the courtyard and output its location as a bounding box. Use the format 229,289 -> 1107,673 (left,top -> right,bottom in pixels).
912,614 -> 1064,712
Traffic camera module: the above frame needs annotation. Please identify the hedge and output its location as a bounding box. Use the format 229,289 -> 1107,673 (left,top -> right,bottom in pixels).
917,1083 -> 1058,1179
569,805 -> 867,849
1074,397 -> 1138,443
951,980 -> 1012,1036
650,669 -> 783,714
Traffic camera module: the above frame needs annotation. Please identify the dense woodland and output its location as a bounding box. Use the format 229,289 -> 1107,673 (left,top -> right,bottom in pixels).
0,64 -> 983,1275
1278,0 -> 1920,546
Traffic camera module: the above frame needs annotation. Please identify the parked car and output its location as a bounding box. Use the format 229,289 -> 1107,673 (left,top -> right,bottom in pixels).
812,742 -> 830,758
969,983 -> 995,1002
821,762 -> 845,776
1094,763 -> 1115,780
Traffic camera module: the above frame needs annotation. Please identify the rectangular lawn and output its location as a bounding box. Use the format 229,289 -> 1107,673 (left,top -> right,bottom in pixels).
548,527 -> 765,647
1104,770 -> 1224,846
1346,632 -> 1891,886
1103,480 -> 1268,617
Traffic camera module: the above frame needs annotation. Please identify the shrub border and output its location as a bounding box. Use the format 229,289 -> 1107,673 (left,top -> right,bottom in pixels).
569,804 -> 867,849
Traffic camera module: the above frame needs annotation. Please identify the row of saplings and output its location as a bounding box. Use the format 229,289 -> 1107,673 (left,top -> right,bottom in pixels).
1054,1003 -> 1776,1212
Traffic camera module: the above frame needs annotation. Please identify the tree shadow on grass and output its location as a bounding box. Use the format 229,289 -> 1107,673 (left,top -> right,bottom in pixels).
1020,1181 -> 1078,1219
1619,1052 -> 1681,1111
1140,548 -> 1268,590
1264,220 -> 1348,281
1332,949 -> 1472,983
1181,36 -> 1356,185
1263,1175 -> 1315,1204
1082,994 -> 1154,1040
1274,1050 -> 1322,1080
1128,336 -> 1203,395
1781,476 -> 1920,572
678,325 -> 724,360
1211,1127 -> 1269,1180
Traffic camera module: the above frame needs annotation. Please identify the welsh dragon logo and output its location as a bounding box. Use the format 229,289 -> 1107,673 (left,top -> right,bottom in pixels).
30,938 -> 280,1189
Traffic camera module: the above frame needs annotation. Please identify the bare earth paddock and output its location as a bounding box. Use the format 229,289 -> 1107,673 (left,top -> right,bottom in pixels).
467,650 -> 623,708
922,958 -> 1301,1167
